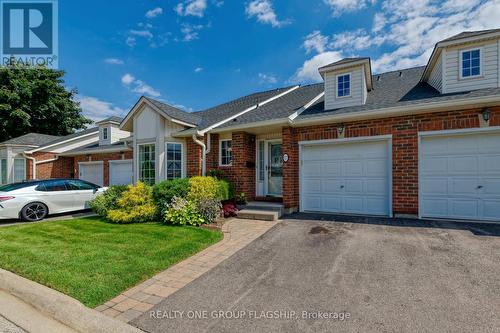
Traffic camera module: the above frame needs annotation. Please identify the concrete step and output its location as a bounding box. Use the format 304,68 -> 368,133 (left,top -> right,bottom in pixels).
244,202 -> 284,217
237,209 -> 279,221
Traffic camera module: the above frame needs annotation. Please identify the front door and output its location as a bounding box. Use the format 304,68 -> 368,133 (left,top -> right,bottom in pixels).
267,142 -> 283,196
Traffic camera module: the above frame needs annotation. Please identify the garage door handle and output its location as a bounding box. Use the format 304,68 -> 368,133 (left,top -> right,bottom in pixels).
340,185 -> 345,189
477,185 -> 483,189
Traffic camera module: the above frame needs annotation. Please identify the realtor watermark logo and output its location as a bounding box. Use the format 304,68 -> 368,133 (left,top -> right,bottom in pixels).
1,0 -> 58,68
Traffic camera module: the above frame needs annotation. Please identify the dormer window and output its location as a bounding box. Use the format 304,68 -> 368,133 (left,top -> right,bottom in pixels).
102,128 -> 108,140
336,73 -> 351,98
460,49 -> 481,79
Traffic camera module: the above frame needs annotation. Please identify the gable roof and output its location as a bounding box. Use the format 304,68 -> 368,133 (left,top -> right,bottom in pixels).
25,127 -> 100,153
318,57 -> 370,71
95,116 -> 123,125
0,133 -> 61,147
143,97 -> 202,125
440,28 -> 500,43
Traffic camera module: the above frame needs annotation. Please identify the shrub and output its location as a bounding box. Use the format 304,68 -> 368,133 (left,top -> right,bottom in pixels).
217,179 -> 234,201
222,202 -> 238,218
107,182 -> 157,224
187,176 -> 220,202
89,185 -> 128,218
196,198 -> 222,224
235,192 -> 247,205
153,178 -> 190,215
164,196 -> 205,226
206,169 -> 224,179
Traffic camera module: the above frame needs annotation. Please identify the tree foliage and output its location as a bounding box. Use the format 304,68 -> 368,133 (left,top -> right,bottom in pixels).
0,63 -> 91,142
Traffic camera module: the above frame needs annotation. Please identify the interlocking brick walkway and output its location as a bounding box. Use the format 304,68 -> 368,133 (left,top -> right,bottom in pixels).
97,219 -> 278,323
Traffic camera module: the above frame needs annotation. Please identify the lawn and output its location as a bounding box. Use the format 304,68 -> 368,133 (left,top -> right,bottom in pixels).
0,217 -> 222,308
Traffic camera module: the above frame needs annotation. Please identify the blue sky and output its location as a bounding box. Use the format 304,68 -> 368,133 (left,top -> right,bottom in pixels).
59,0 -> 500,121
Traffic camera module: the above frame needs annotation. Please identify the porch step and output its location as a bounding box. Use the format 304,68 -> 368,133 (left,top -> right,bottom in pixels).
237,209 -> 279,221
237,202 -> 284,221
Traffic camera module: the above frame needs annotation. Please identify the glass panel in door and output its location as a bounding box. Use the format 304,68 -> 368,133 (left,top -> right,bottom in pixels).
267,143 -> 283,196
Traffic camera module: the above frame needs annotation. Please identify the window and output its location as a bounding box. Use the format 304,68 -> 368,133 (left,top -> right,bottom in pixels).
139,144 -> 155,185
220,140 -> 232,166
13,159 -> 25,183
337,74 -> 351,97
66,179 -> 98,190
102,127 -> 109,140
37,180 -> 68,192
166,142 -> 183,180
461,49 -> 481,78
0,159 -> 6,184
258,141 -> 264,181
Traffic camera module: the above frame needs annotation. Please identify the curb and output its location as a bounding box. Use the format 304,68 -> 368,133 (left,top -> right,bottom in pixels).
0,269 -> 143,333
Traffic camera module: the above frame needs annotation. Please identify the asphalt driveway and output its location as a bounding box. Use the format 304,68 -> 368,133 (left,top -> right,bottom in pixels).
133,215 -> 500,333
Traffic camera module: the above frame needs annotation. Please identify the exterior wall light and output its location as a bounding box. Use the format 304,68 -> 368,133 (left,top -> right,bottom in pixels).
482,108 -> 491,122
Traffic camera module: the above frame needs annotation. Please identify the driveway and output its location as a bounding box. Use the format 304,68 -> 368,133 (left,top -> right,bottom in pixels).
133,215 -> 500,333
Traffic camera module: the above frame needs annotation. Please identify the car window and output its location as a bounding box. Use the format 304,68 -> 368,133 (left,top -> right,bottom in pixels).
66,179 -> 97,190
0,182 -> 40,192
38,180 -> 68,192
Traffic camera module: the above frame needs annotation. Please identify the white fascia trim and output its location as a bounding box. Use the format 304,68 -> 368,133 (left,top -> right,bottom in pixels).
289,92 -> 325,121
210,118 -> 289,134
418,126 -> 500,137
25,131 -> 98,154
437,31 -> 500,48
58,146 -> 132,156
292,94 -> 500,127
197,85 -> 300,135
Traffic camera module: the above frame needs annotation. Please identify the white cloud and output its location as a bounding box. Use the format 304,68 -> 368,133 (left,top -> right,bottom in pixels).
181,23 -> 204,41
129,29 -> 153,39
258,73 -> 278,84
104,58 -> 124,65
145,7 -> 163,18
292,51 -> 343,82
126,36 -> 136,47
121,74 -> 161,97
175,0 -> 207,17
77,96 -> 126,122
194,67 -> 203,73
303,31 -> 329,54
324,0 -> 375,15
121,73 -> 135,85
330,29 -> 384,51
246,0 -> 289,28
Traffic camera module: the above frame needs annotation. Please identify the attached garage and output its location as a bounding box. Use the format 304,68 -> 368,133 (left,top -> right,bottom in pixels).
300,137 -> 392,216
109,160 -> 133,186
78,162 -> 104,187
419,129 -> 500,221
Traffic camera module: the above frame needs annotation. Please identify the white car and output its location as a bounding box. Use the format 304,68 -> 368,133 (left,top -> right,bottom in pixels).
0,179 -> 107,222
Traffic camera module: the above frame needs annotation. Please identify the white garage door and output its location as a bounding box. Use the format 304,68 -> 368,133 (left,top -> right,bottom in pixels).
109,160 -> 133,186
79,162 -> 103,187
301,140 -> 391,216
420,131 -> 500,221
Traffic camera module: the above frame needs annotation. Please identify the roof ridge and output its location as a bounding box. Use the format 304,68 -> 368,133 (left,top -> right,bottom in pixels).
373,65 -> 426,76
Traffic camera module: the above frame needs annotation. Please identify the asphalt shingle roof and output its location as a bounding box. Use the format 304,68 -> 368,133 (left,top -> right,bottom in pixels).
63,141 -> 129,154
32,127 -> 100,149
97,116 -> 123,123
0,133 -> 61,146
218,84 -> 324,128
440,29 -> 500,43
144,97 -> 202,126
319,57 -> 370,70
299,66 -> 500,119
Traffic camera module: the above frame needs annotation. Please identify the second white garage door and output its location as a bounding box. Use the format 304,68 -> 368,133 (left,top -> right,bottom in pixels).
301,139 -> 391,216
420,131 -> 500,221
79,162 -> 104,187
109,160 -> 133,186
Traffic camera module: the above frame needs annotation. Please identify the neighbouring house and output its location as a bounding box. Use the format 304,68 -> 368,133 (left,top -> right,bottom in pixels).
2,29 -> 500,222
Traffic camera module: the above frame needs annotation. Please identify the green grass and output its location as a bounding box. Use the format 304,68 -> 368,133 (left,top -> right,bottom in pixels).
0,217 -> 222,308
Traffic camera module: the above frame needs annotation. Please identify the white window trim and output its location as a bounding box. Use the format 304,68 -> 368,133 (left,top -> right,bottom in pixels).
13,158 -> 26,183
336,72 -> 352,99
165,141 -> 185,179
137,143 -> 156,184
459,47 -> 483,80
219,139 -> 233,166
0,158 -> 7,184
102,127 -> 109,140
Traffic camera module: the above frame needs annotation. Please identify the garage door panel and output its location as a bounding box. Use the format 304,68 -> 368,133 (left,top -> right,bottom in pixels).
421,178 -> 448,195
302,161 -> 321,175
79,163 -> 104,187
421,132 -> 500,221
483,200 -> 500,219
343,161 -> 363,176
301,140 -> 390,216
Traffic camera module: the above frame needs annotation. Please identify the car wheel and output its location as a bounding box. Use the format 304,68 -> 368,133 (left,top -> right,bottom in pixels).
21,202 -> 48,222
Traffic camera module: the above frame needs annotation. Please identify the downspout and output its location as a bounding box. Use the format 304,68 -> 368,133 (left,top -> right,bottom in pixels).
192,133 -> 206,176
22,153 -> 36,180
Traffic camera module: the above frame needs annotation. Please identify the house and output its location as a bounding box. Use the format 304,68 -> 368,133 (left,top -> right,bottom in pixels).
1,29 -> 500,222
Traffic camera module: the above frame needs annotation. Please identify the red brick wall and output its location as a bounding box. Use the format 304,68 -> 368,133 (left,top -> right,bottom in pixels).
282,107 -> 500,214
74,151 -> 133,186
187,138 -> 203,177
26,152 -> 74,180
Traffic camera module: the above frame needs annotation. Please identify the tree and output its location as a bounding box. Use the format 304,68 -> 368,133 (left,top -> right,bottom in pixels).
0,63 -> 91,142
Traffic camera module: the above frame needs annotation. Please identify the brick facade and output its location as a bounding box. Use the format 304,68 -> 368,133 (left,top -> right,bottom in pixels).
282,107 -> 500,215
187,138 -> 203,177
74,151 -> 133,186
26,152 -> 74,180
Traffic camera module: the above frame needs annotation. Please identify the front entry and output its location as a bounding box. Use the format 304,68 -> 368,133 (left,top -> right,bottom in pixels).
256,140 -> 283,197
